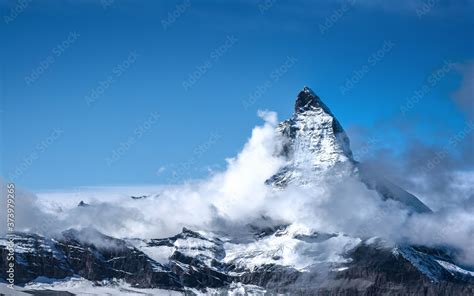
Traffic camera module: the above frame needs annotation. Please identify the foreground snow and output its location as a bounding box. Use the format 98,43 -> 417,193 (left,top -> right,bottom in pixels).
1,278 -> 266,295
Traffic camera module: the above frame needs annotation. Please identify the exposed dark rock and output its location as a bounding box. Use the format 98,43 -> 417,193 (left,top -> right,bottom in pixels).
77,201 -> 89,207
130,195 -> 150,200
0,230 -> 182,290
169,251 -> 233,289
0,233 -> 74,284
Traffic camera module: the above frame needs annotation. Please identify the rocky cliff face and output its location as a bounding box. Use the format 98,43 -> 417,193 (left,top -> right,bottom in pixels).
0,229 -> 182,290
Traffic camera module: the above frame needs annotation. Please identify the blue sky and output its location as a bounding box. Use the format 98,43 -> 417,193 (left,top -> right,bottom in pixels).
1,0 -> 473,190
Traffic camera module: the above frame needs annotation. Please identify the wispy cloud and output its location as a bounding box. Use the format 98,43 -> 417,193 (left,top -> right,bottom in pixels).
453,61 -> 474,119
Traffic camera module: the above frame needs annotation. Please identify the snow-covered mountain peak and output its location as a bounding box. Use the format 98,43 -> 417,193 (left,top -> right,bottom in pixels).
267,87 -> 355,186
295,86 -> 333,115
267,87 -> 431,213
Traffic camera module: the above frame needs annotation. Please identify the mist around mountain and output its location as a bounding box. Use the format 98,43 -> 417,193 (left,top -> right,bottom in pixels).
1,87 -> 473,294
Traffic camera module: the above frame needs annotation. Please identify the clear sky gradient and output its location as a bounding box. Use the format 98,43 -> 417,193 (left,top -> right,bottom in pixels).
1,0 -> 473,190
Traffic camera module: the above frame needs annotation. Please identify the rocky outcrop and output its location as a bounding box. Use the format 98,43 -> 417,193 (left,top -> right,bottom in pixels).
235,241 -> 474,295
0,230 -> 182,290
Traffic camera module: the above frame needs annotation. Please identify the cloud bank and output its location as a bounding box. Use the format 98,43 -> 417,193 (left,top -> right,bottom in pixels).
2,105 -> 473,266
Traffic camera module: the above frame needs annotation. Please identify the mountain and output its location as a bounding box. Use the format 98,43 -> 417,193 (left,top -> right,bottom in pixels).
1,87 -> 473,295
2,226 -> 473,295
268,86 -> 431,213
268,86 -> 355,185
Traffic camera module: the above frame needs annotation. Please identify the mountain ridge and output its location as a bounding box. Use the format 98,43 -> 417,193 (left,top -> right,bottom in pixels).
1,86 -> 471,295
